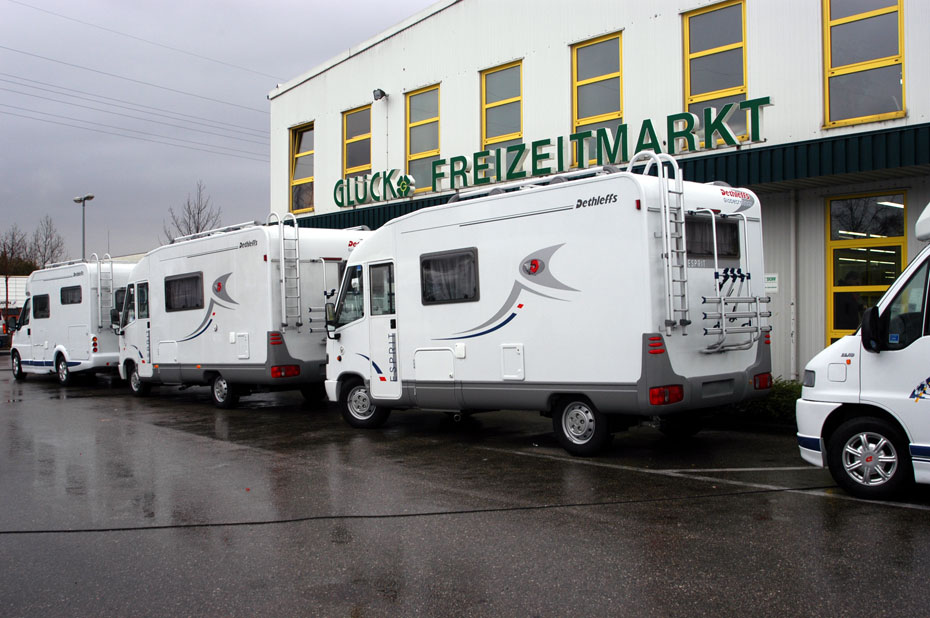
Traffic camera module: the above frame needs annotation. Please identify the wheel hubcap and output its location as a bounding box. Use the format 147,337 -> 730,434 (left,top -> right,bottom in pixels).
130,369 -> 141,390
58,360 -> 67,381
13,356 -> 20,373
562,402 -> 595,445
348,386 -> 374,420
842,431 -> 898,487
214,378 -> 228,402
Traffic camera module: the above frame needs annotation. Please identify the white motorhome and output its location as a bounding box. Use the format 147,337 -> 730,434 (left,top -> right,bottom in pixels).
118,215 -> 369,407
11,255 -> 135,385
797,202 -> 930,499
325,152 -> 773,455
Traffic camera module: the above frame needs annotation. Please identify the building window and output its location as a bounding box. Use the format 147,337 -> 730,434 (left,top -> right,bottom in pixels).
683,0 -> 747,138
481,61 -> 522,155
572,32 -> 622,162
290,124 -> 314,213
826,192 -> 906,343
407,85 -> 440,193
165,272 -> 204,312
343,105 -> 371,179
60,285 -> 82,305
823,0 -> 904,127
421,248 -> 479,305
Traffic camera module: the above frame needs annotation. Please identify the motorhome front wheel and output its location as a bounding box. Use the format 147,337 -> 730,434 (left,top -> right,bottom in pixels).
826,417 -> 913,500
552,398 -> 611,456
11,351 -> 25,381
127,363 -> 150,396
339,379 -> 390,428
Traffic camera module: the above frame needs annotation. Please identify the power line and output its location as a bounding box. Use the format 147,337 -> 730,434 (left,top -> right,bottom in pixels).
0,72 -> 269,136
1,110 -> 269,163
6,0 -> 286,82
0,85 -> 269,146
0,103 -> 268,157
0,44 -> 269,114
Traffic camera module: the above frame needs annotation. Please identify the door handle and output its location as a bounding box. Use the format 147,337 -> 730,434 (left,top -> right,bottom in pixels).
390,319 -> 396,329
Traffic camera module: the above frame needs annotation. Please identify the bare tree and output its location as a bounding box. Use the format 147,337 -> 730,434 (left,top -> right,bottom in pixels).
29,215 -> 66,267
0,224 -> 37,275
162,180 -> 222,243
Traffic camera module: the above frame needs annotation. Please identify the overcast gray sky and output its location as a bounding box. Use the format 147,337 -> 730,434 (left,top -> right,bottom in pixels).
0,0 -> 436,260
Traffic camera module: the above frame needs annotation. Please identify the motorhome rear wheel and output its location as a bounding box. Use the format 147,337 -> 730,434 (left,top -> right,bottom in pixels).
211,374 -> 240,409
11,351 -> 25,381
826,417 -> 913,500
56,355 -> 72,386
339,378 -> 391,428
552,398 -> 612,456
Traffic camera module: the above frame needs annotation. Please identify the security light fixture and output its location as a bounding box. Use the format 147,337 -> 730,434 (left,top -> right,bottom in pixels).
373,88 -> 387,101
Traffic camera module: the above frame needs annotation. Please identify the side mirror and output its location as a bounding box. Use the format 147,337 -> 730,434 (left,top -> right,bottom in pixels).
860,305 -> 883,353
110,308 -> 120,325
325,302 -> 336,324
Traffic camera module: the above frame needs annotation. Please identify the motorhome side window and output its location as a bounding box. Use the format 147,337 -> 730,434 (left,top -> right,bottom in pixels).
19,299 -> 30,326
420,248 -> 479,305
334,265 -> 364,327
137,282 -> 149,319
123,284 -> 136,324
370,263 -> 395,315
165,273 -> 204,312
883,260 -> 930,351
60,285 -> 82,305
686,216 -> 740,261
33,294 -> 50,319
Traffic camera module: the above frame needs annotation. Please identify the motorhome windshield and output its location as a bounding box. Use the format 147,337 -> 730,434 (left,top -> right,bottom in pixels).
333,265 -> 364,327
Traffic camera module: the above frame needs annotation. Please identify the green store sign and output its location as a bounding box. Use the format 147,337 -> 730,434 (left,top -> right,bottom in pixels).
335,96 -> 771,208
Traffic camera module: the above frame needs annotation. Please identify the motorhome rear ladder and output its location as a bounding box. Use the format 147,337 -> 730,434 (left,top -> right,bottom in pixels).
91,253 -> 114,331
268,213 -> 302,329
628,151 -> 692,336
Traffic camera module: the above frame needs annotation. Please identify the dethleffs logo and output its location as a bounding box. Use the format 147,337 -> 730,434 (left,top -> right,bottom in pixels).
334,170 -> 414,208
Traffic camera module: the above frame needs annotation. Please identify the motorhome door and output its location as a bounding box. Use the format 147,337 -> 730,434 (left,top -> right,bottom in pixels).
122,282 -> 152,366
15,298 -> 33,365
368,262 -> 401,399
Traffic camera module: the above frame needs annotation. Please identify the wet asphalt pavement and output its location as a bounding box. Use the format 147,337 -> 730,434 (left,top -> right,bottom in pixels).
3,365 -> 930,617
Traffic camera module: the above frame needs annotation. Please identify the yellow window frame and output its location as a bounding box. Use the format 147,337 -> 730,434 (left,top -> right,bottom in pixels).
571,32 -> 622,166
343,104 -> 372,178
822,0 -> 905,128
406,84 -> 440,194
683,0 -> 747,143
290,123 -> 314,214
825,191 -> 908,344
481,60 -> 523,150
572,31 -> 623,131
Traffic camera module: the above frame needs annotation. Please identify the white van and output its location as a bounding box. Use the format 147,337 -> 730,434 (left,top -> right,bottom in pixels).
325,152 -> 773,455
118,215 -> 369,407
797,202 -> 930,499
11,255 -> 135,384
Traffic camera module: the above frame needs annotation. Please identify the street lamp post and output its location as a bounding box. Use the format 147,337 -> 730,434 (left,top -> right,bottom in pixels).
72,193 -> 94,260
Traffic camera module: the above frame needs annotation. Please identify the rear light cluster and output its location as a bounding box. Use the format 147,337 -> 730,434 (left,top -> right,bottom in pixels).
754,372 -> 773,390
92,336 -> 98,353
271,365 -> 300,378
763,332 -> 771,345
269,332 -> 284,346
647,336 -> 665,355
649,385 -> 683,406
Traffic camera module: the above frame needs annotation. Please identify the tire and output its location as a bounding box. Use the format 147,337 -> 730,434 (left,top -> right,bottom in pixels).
339,378 -> 390,428
826,416 -> 913,500
211,374 -> 239,409
11,351 -> 26,381
127,362 -> 150,396
552,397 -> 612,456
656,414 -> 702,439
56,354 -> 72,386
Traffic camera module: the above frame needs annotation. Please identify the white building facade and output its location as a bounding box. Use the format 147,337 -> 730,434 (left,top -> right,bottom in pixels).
269,0 -> 930,381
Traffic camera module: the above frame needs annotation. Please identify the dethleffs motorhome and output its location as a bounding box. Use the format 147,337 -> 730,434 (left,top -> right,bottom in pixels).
11,254 -> 135,385
797,201 -> 930,499
325,152 -> 773,455
118,215 -> 369,407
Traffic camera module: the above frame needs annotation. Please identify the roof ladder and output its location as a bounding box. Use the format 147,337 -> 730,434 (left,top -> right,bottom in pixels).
268,212 -> 302,329
629,151 -> 691,336
91,253 -> 114,331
